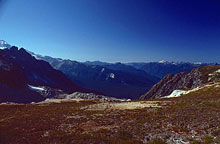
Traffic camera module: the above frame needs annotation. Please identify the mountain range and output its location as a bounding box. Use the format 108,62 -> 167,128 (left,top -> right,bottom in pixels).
29,54 -> 159,99
84,60 -> 214,79
26,48 -> 216,99
127,61 -> 216,79
0,40 -> 218,103
31,52 -> 215,99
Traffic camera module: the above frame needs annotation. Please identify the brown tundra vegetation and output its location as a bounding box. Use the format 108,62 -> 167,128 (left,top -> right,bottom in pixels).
0,83 -> 220,144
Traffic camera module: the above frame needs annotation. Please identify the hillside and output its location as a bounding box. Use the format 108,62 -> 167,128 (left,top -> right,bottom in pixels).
0,48 -> 44,103
141,65 -> 220,99
0,47 -> 91,103
1,81 -> 220,143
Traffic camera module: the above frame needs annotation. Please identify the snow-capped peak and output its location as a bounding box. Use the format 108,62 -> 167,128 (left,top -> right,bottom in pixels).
0,40 -> 6,45
158,60 -> 168,64
194,62 -> 203,65
0,40 -> 11,49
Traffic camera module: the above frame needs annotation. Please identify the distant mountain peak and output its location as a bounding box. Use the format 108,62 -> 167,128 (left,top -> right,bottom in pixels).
158,60 -> 178,65
194,62 -> 203,65
0,40 -> 11,49
158,60 -> 168,63
0,40 -> 7,45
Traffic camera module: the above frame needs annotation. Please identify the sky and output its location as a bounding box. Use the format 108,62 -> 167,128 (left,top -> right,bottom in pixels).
0,0 -> 220,63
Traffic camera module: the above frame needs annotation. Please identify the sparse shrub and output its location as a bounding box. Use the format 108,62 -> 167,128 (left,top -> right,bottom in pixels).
137,118 -> 147,124
116,130 -> 133,140
149,138 -> 167,144
164,135 -> 171,140
214,138 -> 220,144
211,129 -> 220,137
203,136 -> 214,144
176,102 -> 187,107
191,139 -> 200,144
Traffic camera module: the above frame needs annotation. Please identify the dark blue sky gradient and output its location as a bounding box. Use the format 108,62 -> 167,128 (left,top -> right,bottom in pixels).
0,0 -> 220,62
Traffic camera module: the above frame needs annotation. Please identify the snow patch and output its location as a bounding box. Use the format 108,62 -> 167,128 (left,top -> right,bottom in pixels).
215,84 -> 220,88
194,62 -> 203,65
208,69 -> 220,81
0,40 -> 7,46
31,54 -> 41,60
0,46 -> 7,49
216,69 -> 220,73
164,83 -> 216,99
109,73 -> 115,79
0,40 -> 11,49
164,90 -> 187,98
158,60 -> 167,63
101,68 -> 105,72
171,62 -> 177,65
28,85 -> 45,91
209,69 -> 220,76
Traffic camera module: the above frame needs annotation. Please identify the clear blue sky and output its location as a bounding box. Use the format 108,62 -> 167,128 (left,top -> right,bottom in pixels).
0,0 -> 220,63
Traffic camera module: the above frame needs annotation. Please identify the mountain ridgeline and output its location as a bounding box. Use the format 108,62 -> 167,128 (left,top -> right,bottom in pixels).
32,55 -> 160,99
127,61 -> 214,79
0,40 -> 216,103
0,46 -> 93,103
29,50 -> 212,99
140,65 -> 220,99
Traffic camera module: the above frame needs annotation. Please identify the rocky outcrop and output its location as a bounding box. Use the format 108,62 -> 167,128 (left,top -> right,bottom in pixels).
58,92 -> 127,102
140,65 -> 220,99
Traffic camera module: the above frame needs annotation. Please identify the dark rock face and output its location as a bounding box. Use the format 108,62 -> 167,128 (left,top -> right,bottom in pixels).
0,46 -> 90,103
3,47 -> 84,93
0,49 -> 45,103
140,65 -> 220,99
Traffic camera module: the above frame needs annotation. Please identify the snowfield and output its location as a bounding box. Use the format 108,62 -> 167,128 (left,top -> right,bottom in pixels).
109,73 -> 115,79
28,85 -> 45,91
164,90 -> 187,98
164,82 -> 220,98
208,69 -> 220,77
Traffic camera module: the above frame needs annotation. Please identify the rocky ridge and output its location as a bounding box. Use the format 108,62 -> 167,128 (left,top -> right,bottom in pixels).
140,65 -> 220,99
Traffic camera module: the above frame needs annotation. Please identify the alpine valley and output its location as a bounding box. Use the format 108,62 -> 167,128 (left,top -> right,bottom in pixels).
0,40 -> 217,102
1,40 -> 220,143
27,44 -> 215,100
